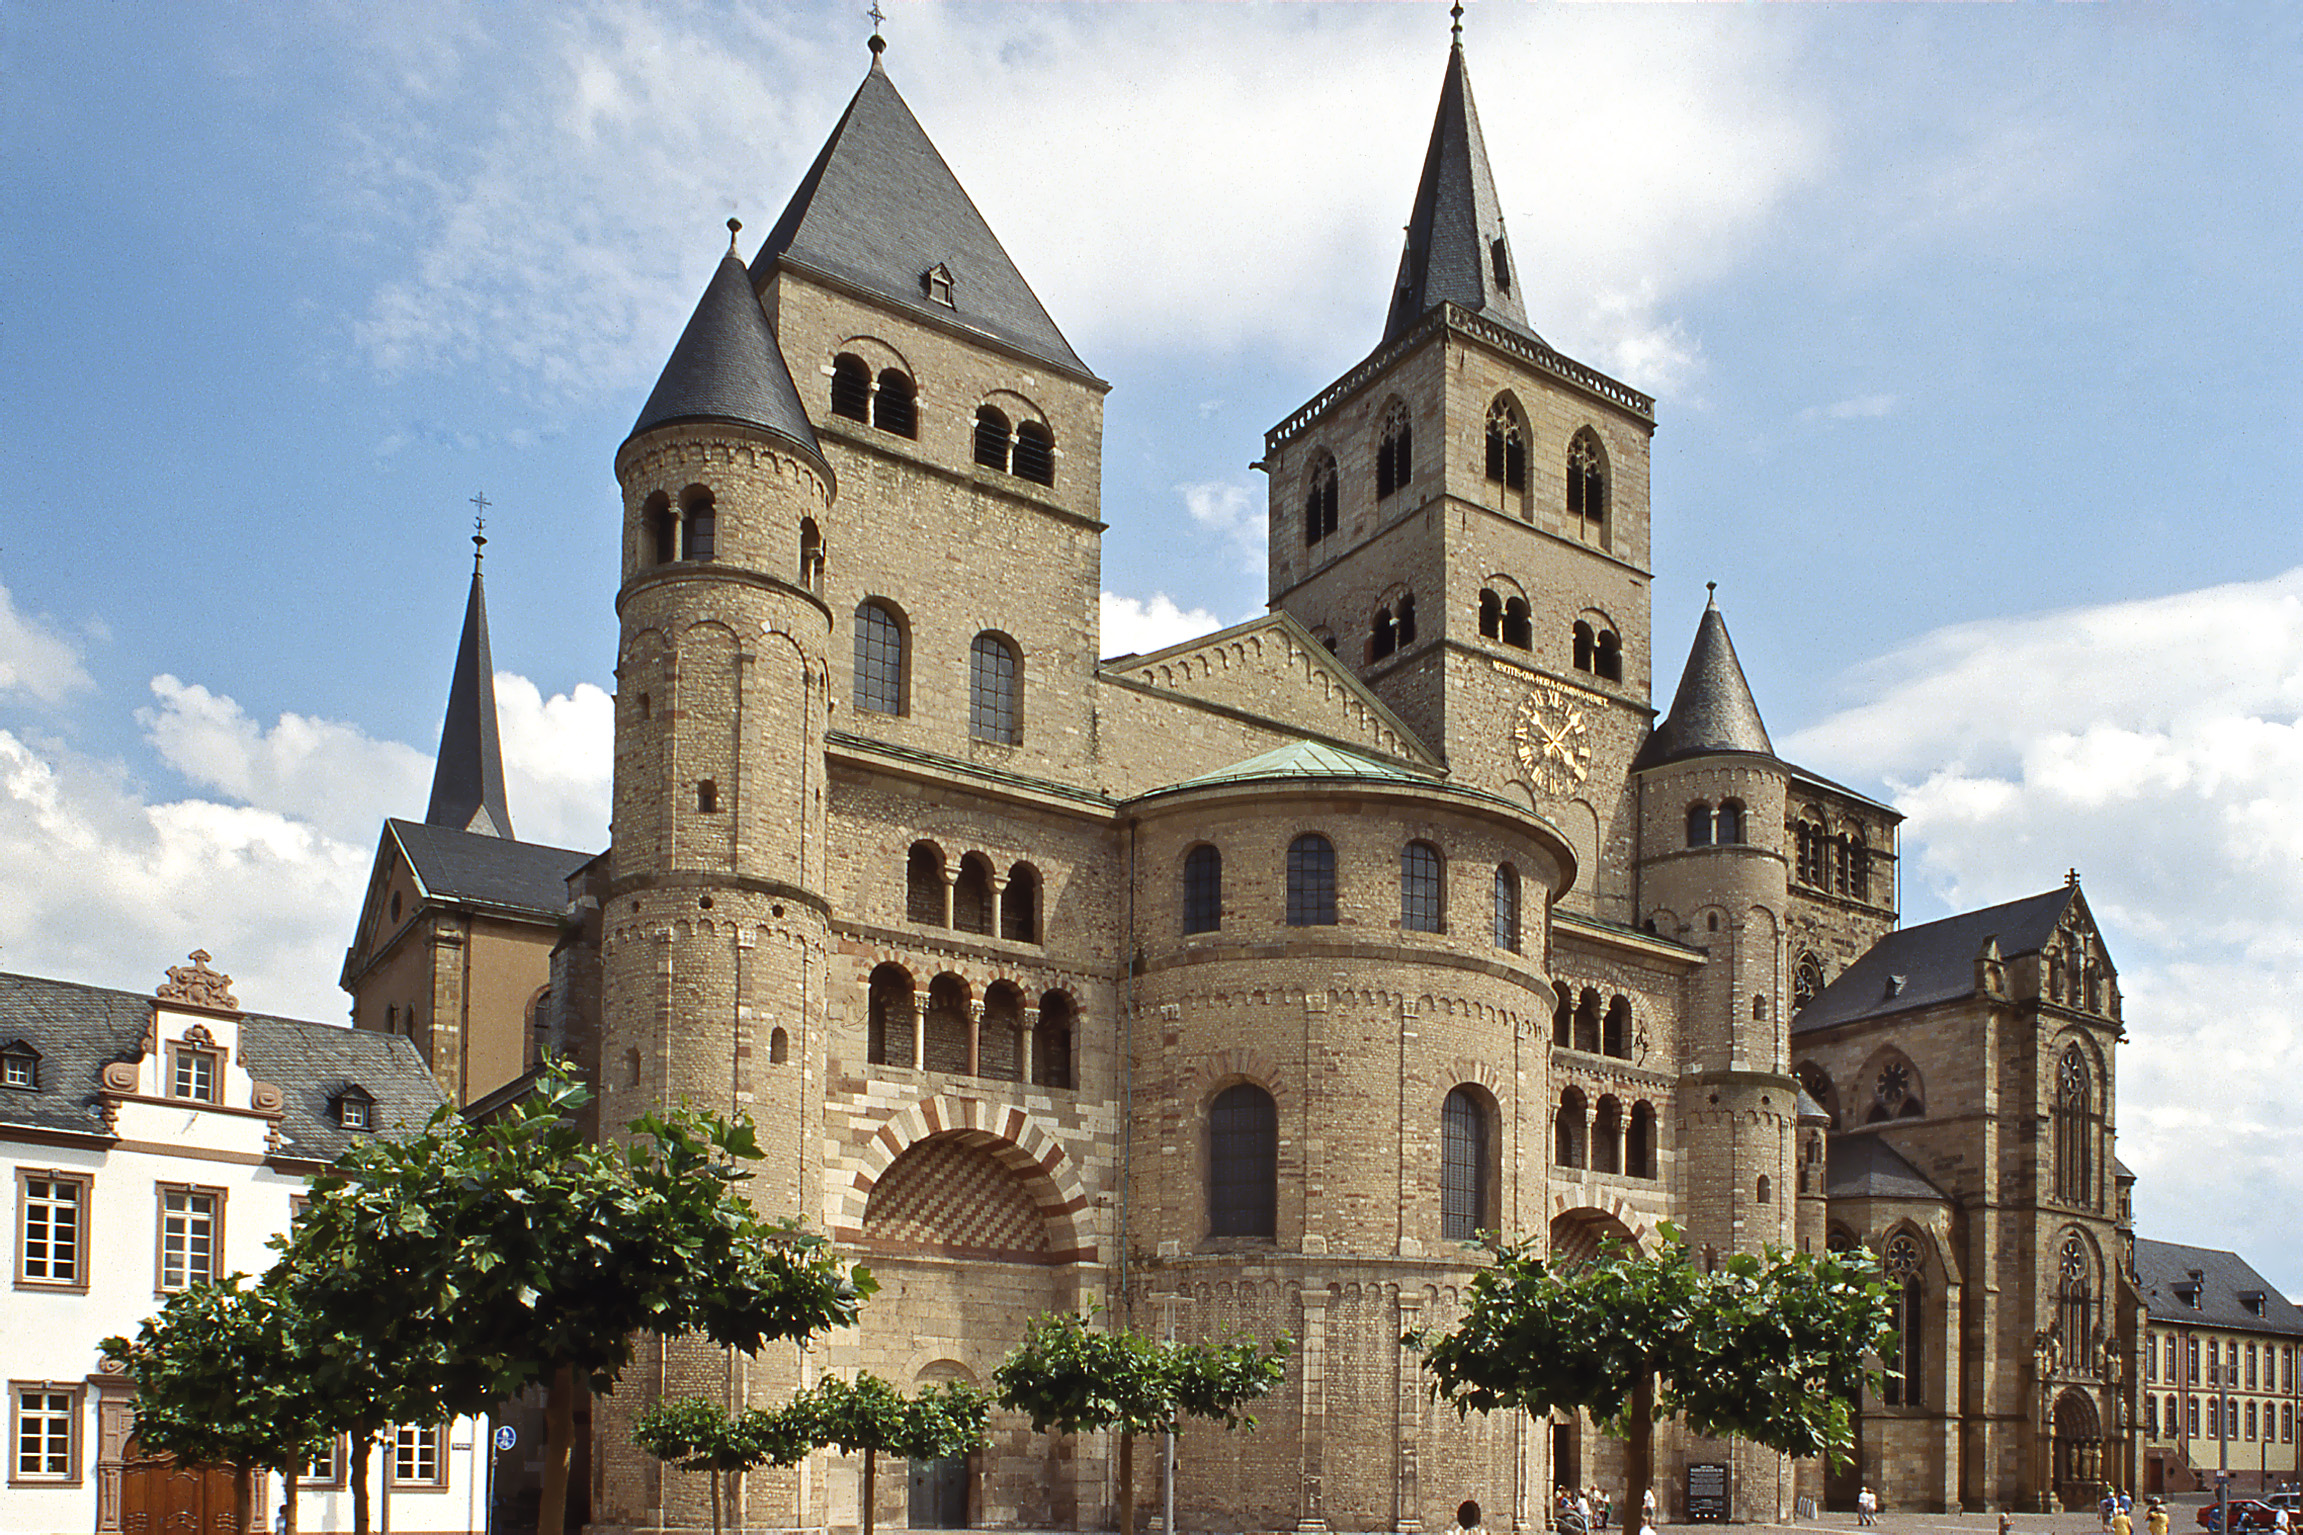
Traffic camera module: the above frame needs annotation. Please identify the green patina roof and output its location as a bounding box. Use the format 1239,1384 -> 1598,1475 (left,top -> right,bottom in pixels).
1150,739 -> 1437,796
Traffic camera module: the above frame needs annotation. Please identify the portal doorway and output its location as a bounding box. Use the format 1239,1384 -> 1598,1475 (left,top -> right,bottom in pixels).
1553,1419 -> 1580,1496
908,1452 -> 968,1529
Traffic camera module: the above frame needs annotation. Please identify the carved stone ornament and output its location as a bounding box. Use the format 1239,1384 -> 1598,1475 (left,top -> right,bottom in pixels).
101,1060 -> 139,1093
157,950 -> 239,1011
250,1081 -> 284,1114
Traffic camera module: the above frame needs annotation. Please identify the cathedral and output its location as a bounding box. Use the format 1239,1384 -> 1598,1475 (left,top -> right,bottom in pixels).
340,25 -> 2141,1531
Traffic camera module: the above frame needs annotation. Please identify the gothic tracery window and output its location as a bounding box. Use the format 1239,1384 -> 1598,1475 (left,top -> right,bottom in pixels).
1567,428 -> 1608,541
2056,1046 -> 2097,1207
1304,454 -> 1339,547
1883,1233 -> 1925,1408
1377,399 -> 1413,500
1485,399 -> 1527,495
1793,951 -> 1826,1015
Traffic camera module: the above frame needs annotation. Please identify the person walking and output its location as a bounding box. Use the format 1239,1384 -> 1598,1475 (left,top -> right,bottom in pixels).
2114,1502 -> 2135,1535
2148,1498 -> 2171,1535
1857,1486 -> 1878,1526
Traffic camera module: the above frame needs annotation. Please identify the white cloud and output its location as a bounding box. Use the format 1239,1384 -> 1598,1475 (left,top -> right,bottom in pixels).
1178,480 -> 1267,576
492,672 -> 613,852
1800,393 -> 1898,423
1783,567 -> 2303,1294
0,585 -> 95,705
1099,592 -> 1231,661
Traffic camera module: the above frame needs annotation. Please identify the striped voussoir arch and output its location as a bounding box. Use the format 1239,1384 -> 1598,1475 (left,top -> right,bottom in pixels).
830,1093 -> 1094,1262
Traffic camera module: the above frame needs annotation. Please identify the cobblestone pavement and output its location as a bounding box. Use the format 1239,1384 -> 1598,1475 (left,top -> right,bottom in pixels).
1733,1493 -> 2267,1535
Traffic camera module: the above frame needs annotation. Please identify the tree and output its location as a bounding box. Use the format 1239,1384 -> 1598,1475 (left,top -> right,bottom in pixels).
101,1279 -> 331,1535
274,1062 -> 872,1535
773,1373 -> 990,1535
994,1311 -> 1290,1535
634,1396 -> 816,1535
1410,1223 -> 1894,1529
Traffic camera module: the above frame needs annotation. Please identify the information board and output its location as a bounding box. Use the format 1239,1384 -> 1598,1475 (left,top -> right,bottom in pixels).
1685,1463 -> 1730,1523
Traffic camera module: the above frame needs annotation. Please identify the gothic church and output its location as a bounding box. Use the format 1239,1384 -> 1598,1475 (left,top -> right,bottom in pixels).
341,26 -> 2141,1531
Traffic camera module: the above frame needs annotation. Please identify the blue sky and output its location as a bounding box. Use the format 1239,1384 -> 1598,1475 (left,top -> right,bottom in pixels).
2,3 -> 2298,1292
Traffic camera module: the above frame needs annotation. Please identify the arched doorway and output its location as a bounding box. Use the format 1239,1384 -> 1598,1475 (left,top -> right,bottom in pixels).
2054,1389 -> 2104,1512
908,1361 -> 976,1531
1548,1208 -> 1637,1269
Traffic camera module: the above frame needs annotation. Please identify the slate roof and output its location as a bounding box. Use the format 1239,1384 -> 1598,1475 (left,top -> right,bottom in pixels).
1826,1134 -> 1949,1203
1794,884 -> 2076,1034
2136,1239 -> 2303,1332
0,971 -> 445,1160
1145,739 -> 1441,796
1632,598 -> 1775,770
629,246 -> 827,466
424,565 -> 514,839
389,819 -> 593,920
750,56 -> 1094,382
1382,41 -> 1537,347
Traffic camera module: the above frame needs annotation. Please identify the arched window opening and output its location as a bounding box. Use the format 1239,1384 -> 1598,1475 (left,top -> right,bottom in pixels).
1441,1087 -> 1488,1240
854,600 -> 905,715
1554,1087 -> 1587,1169
1209,1083 -> 1278,1238
1574,988 -> 1601,1054
1626,1101 -> 1656,1179
1717,799 -> 1745,844
979,983 -> 1024,1081
1477,590 -> 1502,640
1286,834 -> 1337,927
768,1026 -> 788,1065
2056,1046 -> 2097,1207
1793,951 -> 1826,1015
1847,828 -> 1871,901
1396,593 -> 1417,647
1485,400 -> 1526,493
1401,841 -> 1443,933
1755,1174 -> 1772,1204
831,354 -> 872,422
1013,420 -> 1055,486
867,964 -> 916,1069
1595,629 -> 1623,683
1492,864 -> 1521,953
952,853 -> 995,936
648,494 -> 678,566
696,779 -> 718,814
681,492 -> 716,561
799,518 -> 825,592
1883,1233 -> 1925,1407
1568,429 -> 1608,538
1034,991 -> 1074,1090
1592,1096 -> 1623,1174
1502,597 -> 1531,649
1687,802 -> 1714,848
1000,862 -> 1038,943
1573,621 -> 1595,673
923,974 -> 971,1076
1182,844 -> 1222,934
906,842 -> 945,926
2058,1235 -> 2096,1363
1551,982 -> 1573,1048
1303,455 -> 1339,547
969,633 -> 1021,744
874,369 -> 917,438
1869,1053 -> 1924,1122
1369,607 -> 1397,662
973,406 -> 1011,472
1377,400 -> 1413,499
1603,996 -> 1632,1059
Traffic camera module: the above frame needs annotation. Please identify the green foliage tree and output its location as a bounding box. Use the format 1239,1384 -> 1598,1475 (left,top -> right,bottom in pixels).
101,1278 -> 330,1535
274,1062 -> 872,1535
634,1396 -> 817,1535
994,1311 -> 1290,1535
1410,1223 -> 1895,1528
773,1373 -> 989,1535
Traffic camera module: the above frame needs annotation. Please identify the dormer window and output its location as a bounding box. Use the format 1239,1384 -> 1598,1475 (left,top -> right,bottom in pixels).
333,1086 -> 375,1131
923,263 -> 954,307
2,1043 -> 36,1089
171,1044 -> 219,1103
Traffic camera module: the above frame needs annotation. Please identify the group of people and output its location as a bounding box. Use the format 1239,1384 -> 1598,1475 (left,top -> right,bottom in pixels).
2096,1488 -> 2179,1535
1547,1484 -> 1658,1535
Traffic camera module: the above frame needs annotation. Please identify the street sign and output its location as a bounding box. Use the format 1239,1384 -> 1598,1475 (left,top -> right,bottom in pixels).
493,1425 -> 518,1452
1686,1463 -> 1730,1522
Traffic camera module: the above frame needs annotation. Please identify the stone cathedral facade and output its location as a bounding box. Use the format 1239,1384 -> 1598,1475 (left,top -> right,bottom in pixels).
344,29 -> 2142,1532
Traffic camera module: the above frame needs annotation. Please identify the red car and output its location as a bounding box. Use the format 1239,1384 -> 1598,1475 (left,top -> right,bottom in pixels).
2196,1501 -> 2280,1533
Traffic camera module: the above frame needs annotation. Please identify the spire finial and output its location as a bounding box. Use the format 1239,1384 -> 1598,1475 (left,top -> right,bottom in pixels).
1450,1 -> 1464,44
2068,867 -> 2080,887
726,216 -> 742,256
1706,580 -> 1718,607
867,0 -> 886,56
470,491 -> 490,570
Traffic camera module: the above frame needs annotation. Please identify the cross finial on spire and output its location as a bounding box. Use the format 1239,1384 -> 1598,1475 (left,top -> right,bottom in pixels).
2068,867 -> 2081,886
727,216 -> 742,256
470,491 -> 490,569
1450,1 -> 1464,44
867,0 -> 886,56
1706,580 -> 1718,606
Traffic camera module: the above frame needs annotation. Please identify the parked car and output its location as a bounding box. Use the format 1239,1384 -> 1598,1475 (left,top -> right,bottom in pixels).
2196,1501 -> 2280,1533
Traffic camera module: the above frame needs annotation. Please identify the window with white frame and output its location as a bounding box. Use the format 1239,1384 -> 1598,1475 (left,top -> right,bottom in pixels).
170,1046 -> 219,1103
1,1045 -> 35,1089
392,1424 -> 446,1486
17,1173 -> 87,1287
11,1383 -> 80,1483
158,1186 -> 221,1291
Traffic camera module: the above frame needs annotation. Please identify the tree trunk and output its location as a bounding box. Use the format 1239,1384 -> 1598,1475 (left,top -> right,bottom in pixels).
710,1464 -> 725,1535
351,1435 -> 373,1535
1626,1371 -> 1655,1535
233,1463 -> 254,1535
537,1365 -> 577,1535
1118,1431 -> 1136,1535
282,1462 -> 302,1535
862,1446 -> 878,1535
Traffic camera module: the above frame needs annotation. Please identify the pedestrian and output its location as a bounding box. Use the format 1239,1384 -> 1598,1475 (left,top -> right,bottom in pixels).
2114,1502 -> 2134,1535
2000,1512 -> 2013,1535
1643,1488 -> 1658,1524
2101,1491 -> 2117,1532
1857,1486 -> 1877,1526
2148,1498 -> 2170,1535
2123,1493 -> 2135,1518
2272,1506 -> 2290,1535
275,1506 -> 289,1535
1598,1488 -> 1613,1531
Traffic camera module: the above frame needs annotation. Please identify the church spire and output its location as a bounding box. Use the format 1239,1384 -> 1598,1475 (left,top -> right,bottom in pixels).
424,519 -> 514,839
1633,589 -> 1776,769
1381,30 -> 1536,345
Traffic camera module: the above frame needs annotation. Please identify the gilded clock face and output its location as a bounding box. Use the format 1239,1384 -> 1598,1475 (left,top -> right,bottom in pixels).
1512,682 -> 1593,797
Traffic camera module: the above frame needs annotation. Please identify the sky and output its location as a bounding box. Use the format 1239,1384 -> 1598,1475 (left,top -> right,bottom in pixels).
2,2 -> 2298,1293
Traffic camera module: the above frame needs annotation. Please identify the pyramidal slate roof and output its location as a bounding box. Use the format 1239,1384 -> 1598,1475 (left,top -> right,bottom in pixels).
1381,40 -> 1537,347
2135,1239 -> 2303,1330
424,562 -> 514,839
750,54 -> 1094,381
629,242 -> 827,464
1794,884 -> 2077,1034
1632,597 -> 1775,770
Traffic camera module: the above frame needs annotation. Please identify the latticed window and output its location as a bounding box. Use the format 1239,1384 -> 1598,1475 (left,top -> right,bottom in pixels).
854,601 -> 904,714
1717,799 -> 1745,843
1492,864 -> 1520,952
1441,1087 -> 1487,1240
172,1047 -> 217,1102
159,1187 -> 219,1290
969,633 -> 1020,744
1286,834 -> 1336,926
1377,400 -> 1413,499
1183,844 -> 1222,934
2056,1047 -> 2096,1206
1208,1084 -> 1277,1238
20,1174 -> 83,1283
974,406 -> 1011,471
1883,1233 -> 1925,1407
873,369 -> 917,437
394,1425 -> 444,1485
831,354 -> 871,421
1687,803 -> 1713,847
14,1386 -> 75,1479
1568,429 -> 1607,529
1013,421 -> 1055,485
1401,842 -> 1442,933
2058,1235 -> 2095,1356
1485,399 -> 1526,491
1303,455 -> 1339,546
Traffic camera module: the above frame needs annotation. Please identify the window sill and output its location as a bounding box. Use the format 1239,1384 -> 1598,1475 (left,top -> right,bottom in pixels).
11,1278 -> 90,1294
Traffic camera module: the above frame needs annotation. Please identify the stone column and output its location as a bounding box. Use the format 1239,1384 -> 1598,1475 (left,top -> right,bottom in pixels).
1021,1006 -> 1040,1085
967,1001 -> 984,1076
1298,1286 -> 1330,1533
1397,1291 -> 1426,1533
912,998 -> 929,1073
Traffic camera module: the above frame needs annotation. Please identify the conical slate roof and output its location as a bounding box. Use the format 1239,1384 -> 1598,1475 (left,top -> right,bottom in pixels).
750,55 -> 1093,380
1632,597 -> 1775,770
628,244 -> 826,463
425,564 -> 514,840
1382,41 -> 1537,346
